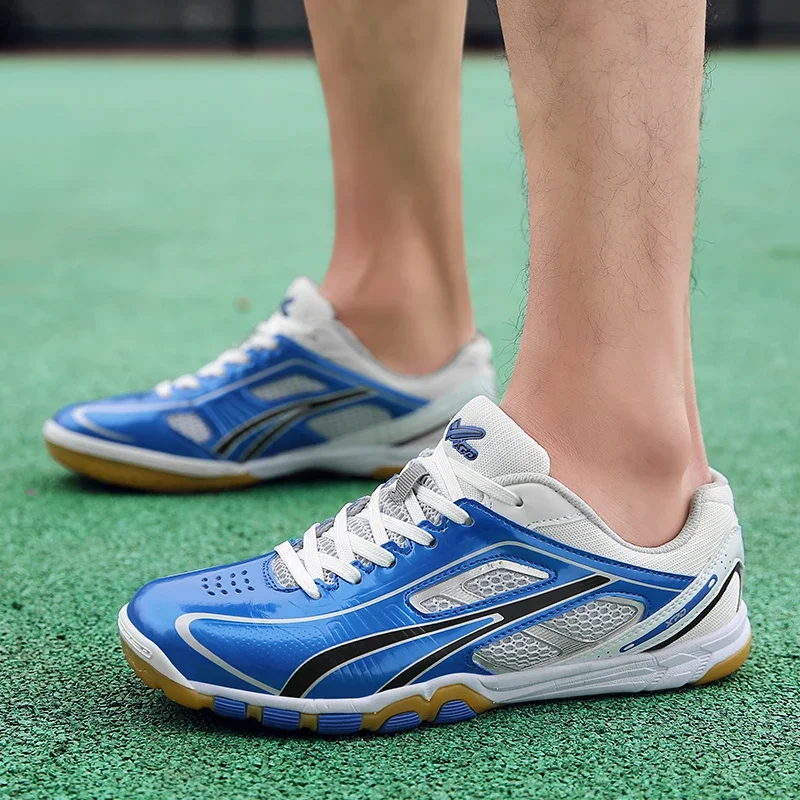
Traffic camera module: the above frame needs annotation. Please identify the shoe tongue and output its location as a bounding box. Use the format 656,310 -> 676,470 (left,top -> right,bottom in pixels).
270,396 -> 550,590
280,277 -> 335,324
440,396 -> 551,479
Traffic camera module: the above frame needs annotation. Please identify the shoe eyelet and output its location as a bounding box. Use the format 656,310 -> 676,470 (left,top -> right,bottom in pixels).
463,516 -> 475,527
514,497 -> 524,508
427,537 -> 438,548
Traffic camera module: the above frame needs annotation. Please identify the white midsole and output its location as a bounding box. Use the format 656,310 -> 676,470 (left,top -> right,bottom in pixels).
118,602 -> 750,716
43,415 -> 442,481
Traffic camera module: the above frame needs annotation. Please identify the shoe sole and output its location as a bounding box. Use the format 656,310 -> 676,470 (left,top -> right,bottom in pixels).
43,420 -> 416,492
118,603 -> 751,735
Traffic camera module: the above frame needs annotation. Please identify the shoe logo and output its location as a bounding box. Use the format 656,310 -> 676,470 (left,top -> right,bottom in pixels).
445,418 -> 486,461
279,297 -> 294,316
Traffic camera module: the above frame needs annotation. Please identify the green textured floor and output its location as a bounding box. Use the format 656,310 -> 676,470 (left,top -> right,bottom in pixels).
1,54 -> 798,800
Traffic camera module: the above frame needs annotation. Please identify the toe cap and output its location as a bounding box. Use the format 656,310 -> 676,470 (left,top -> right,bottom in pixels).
49,395 -> 214,458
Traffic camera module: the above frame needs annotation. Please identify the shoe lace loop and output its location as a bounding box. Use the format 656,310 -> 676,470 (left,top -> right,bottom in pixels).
274,445 -> 522,599
154,312 -> 305,397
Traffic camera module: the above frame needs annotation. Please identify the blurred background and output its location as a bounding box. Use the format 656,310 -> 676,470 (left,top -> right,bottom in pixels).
1,3 -> 798,800
1,0 -> 799,49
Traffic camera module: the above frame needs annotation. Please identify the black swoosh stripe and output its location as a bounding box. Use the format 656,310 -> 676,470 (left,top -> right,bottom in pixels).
280,574 -> 609,698
237,389 -> 374,462
646,562 -> 743,652
380,573 -> 609,692
215,387 -> 371,457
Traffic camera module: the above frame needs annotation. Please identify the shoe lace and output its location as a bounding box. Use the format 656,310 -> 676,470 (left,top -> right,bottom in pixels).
154,312 -> 305,397
274,445 -> 522,599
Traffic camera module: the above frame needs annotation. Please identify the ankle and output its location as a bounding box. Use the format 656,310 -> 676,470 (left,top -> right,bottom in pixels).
502,391 -> 710,547
321,252 -> 474,375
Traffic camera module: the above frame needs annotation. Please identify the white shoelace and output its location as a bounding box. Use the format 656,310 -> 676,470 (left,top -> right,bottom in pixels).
154,313 -> 305,397
275,445 -> 522,599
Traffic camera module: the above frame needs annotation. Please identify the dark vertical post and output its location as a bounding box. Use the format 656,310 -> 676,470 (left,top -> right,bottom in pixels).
233,0 -> 256,50
735,0 -> 760,45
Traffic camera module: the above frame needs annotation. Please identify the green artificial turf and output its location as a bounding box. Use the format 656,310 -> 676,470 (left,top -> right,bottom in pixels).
0,53 -> 798,800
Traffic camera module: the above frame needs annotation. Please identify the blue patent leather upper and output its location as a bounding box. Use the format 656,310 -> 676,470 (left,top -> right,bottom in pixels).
54,336 -> 426,460
126,500 -> 694,699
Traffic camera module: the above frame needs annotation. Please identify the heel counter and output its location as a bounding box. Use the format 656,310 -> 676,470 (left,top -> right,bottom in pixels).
668,524 -> 745,647
678,564 -> 743,643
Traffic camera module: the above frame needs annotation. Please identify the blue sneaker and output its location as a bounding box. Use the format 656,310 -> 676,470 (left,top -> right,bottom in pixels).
119,397 -> 750,734
43,278 -> 496,491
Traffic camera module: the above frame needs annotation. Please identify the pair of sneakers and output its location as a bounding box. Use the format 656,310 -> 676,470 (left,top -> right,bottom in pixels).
45,278 -> 750,735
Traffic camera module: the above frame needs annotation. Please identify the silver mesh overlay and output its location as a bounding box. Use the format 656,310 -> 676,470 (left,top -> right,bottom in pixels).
418,595 -> 463,613
463,567 -> 540,599
473,597 -> 641,673
271,474 -> 442,589
474,631 -> 561,673
541,598 -> 638,642
249,375 -> 326,401
410,560 -> 547,613
306,403 -> 392,439
271,551 -> 296,587
166,412 -> 212,444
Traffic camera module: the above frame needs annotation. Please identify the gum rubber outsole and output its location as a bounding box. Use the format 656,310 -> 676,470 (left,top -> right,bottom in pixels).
46,440 -> 403,493
121,639 -> 492,734
121,633 -> 751,735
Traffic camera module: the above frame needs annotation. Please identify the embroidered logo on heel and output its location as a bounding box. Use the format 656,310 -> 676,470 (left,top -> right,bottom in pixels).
445,418 -> 486,461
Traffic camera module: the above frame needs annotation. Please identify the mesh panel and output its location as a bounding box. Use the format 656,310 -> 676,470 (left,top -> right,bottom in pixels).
249,375 -> 326,401
166,412 -> 212,444
474,631 -> 561,672
463,567 -> 540,599
271,552 -> 296,587
418,595 -> 462,613
306,404 -> 392,439
537,504 -> 737,576
270,475 -> 442,589
542,599 -> 637,642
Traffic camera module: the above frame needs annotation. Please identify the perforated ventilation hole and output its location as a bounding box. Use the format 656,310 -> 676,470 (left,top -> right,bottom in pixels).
463,567 -> 541,599
541,598 -> 638,642
166,412 -> 212,444
201,569 -> 255,596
